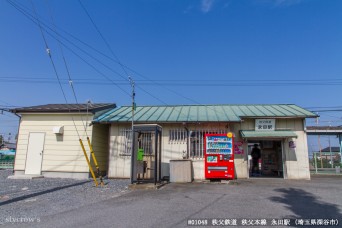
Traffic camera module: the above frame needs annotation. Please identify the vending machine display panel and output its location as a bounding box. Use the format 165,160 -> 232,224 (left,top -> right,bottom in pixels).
204,133 -> 235,179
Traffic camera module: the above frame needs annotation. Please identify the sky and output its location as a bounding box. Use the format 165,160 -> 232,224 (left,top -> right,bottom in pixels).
0,0 -> 341,148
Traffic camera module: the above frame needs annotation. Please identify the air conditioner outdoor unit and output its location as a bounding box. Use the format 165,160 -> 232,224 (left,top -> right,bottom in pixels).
53,126 -> 64,135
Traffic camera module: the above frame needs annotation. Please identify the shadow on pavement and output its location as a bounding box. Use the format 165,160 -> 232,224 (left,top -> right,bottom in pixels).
269,188 -> 342,219
0,181 -> 89,207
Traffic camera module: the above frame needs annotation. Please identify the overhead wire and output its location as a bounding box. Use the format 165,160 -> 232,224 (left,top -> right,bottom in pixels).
77,0 -> 195,120
44,0 -> 92,137
29,0 -> 82,138
9,0 -> 336,124
44,0 -> 78,104
2,76 -> 342,87
78,0 -> 130,78
8,0 -> 341,103
7,0 -> 130,97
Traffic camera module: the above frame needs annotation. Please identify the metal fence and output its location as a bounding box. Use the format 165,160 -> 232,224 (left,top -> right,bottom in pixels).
0,160 -> 14,169
309,153 -> 341,175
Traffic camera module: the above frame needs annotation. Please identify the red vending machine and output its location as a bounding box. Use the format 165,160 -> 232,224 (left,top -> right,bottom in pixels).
204,133 -> 235,179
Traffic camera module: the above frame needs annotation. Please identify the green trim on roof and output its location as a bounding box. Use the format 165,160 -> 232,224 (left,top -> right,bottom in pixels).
94,104 -> 317,123
240,130 -> 298,138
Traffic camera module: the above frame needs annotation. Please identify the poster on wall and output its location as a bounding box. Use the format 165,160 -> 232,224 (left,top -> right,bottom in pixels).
234,141 -> 244,155
289,141 -> 296,149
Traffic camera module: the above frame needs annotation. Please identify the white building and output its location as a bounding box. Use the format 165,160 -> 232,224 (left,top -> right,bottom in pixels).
11,103 -> 115,179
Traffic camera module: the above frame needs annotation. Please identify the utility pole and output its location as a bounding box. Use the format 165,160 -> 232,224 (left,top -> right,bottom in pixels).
329,136 -> 333,168
129,76 -> 135,184
339,135 -> 342,166
318,135 -> 323,168
129,76 -> 135,134
316,114 -> 323,168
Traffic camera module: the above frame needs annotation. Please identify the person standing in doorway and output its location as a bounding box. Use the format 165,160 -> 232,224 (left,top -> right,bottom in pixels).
251,144 -> 261,176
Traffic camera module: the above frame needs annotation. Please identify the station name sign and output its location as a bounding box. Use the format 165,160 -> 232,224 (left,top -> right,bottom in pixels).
255,119 -> 275,131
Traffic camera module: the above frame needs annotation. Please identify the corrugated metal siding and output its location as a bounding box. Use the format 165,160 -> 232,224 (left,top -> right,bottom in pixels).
95,104 -> 317,123
15,114 -> 93,173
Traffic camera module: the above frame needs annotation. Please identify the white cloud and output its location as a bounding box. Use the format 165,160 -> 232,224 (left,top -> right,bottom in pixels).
201,0 -> 215,13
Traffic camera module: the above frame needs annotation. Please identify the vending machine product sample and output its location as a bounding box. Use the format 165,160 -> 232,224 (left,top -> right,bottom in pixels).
204,133 -> 235,179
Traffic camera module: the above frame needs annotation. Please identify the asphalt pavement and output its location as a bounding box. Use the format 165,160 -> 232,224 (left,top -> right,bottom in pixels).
3,176 -> 340,228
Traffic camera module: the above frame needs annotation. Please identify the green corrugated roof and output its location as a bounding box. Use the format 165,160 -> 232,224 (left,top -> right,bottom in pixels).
240,130 -> 298,138
94,104 -> 317,123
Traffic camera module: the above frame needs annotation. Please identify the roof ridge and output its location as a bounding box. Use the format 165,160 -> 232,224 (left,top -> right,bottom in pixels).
117,104 -> 297,107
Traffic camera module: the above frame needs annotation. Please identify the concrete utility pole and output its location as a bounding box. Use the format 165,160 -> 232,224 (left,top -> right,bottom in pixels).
328,136 -> 333,168
129,76 -> 135,135
318,135 -> 323,168
128,76 -> 135,184
339,135 -> 342,166
315,114 -> 324,168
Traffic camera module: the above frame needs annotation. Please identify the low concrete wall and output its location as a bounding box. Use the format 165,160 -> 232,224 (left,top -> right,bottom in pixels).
14,170 -> 89,179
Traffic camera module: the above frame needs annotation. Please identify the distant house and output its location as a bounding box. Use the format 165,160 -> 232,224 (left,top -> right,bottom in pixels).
11,103 -> 115,178
0,142 -> 16,157
0,142 -> 16,151
314,147 -> 341,160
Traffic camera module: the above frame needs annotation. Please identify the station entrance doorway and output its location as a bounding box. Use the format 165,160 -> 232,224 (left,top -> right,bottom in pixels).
248,140 -> 284,178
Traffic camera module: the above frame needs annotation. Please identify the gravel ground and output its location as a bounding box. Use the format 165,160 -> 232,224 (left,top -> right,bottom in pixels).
0,169 -> 130,225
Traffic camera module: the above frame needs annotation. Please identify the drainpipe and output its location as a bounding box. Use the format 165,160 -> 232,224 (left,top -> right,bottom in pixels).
184,126 -> 189,159
339,135 -> 342,166
11,111 -> 21,175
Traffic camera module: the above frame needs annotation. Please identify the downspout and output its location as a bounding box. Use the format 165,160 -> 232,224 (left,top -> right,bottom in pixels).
184,127 -> 189,159
12,112 -> 21,175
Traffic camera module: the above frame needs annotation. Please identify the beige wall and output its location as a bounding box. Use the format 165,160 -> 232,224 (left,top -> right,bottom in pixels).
283,131 -> 311,179
91,124 -> 110,172
240,118 -> 310,179
108,124 -> 131,178
15,113 -> 106,176
108,118 -> 310,180
108,123 -> 236,179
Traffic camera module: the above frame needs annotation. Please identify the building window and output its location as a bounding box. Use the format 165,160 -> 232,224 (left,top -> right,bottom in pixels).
119,129 -> 132,156
169,129 -> 187,144
119,129 -> 154,156
189,129 -> 227,159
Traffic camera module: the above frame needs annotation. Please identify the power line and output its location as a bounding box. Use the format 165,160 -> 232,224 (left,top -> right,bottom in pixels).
5,0 -> 314,124
3,76 -> 342,87
29,0 -> 68,103
310,110 -> 342,112
44,0 -> 92,137
45,0 -> 78,104
78,0 -> 130,78
7,0 -> 131,97
76,0 -> 201,118
9,0 -> 335,125
29,0 -> 83,138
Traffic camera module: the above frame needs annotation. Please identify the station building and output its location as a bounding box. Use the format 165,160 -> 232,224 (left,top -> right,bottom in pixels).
94,104 -> 317,180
